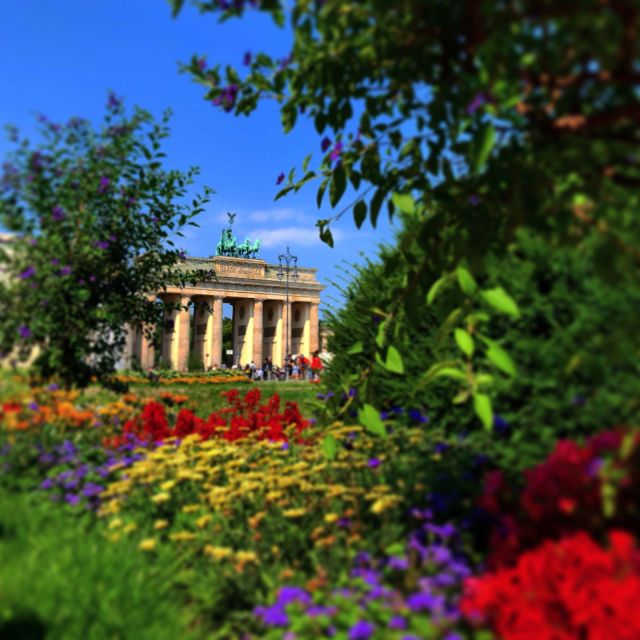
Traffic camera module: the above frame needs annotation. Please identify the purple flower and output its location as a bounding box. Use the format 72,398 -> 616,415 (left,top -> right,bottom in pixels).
107,92 -> 122,109
89,275 -> 96,282
19,266 -> 36,279
197,57 -> 207,71
59,266 -> 72,276
243,51 -> 252,66
65,493 -> 80,506
321,137 -> 331,152
348,620 -> 375,640
387,555 -> 409,571
94,240 -> 110,250
433,442 -> 449,454
18,325 -> 31,339
348,387 -> 357,398
178,250 -> 187,260
493,414 -> 510,437
468,193 -> 481,206
48,383 -> 59,391
254,604 -> 288,627
408,408 -> 429,423
389,616 -> 407,630
29,238 -> 38,246
276,172 -> 285,185
367,457 -> 381,469
82,482 -> 104,498
466,91 -> 487,115
97,176 -> 110,193
281,442 -> 289,450
40,478 -> 54,490
330,142 -> 343,162
51,258 -> 60,266
406,591 -> 444,612
276,586 -> 312,606
52,204 -> 65,222
28,402 -> 39,411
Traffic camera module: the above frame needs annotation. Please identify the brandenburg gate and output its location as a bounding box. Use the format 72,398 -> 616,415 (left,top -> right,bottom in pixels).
123,221 -> 324,371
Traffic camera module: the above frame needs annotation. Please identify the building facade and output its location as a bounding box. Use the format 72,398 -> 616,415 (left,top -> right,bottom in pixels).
123,255 -> 324,371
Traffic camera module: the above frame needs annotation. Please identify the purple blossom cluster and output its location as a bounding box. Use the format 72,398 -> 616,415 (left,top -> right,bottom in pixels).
254,509 -> 471,639
36,438 -> 145,510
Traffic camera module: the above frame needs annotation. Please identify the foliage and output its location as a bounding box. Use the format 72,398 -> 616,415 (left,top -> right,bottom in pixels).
0,491 -> 194,640
323,227 -> 640,465
0,94 -> 213,387
174,0 -> 640,426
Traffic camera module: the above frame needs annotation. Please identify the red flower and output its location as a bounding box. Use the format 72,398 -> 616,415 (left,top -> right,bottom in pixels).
462,530 -> 640,640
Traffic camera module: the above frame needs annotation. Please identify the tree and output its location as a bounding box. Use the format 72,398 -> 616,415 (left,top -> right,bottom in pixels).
0,94 -> 213,387
172,0 -> 639,428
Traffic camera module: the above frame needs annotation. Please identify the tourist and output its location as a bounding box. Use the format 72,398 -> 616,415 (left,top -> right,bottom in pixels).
311,350 -> 323,381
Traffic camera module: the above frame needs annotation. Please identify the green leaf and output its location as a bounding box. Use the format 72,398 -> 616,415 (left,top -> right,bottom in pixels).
347,340 -> 363,355
426,276 -> 447,304
472,123 -> 496,172
169,0 -> 185,17
417,360 -> 461,387
473,393 -> 493,431
456,267 -> 477,295
329,164 -> 347,208
481,287 -> 520,318
483,338 -> 517,376
319,227 -> 334,248
454,328 -> 474,357
353,200 -> 367,229
321,435 -> 338,460
384,345 -> 404,374
358,404 -> 387,437
391,192 -> 415,215
433,367 -> 467,381
302,153 -> 311,173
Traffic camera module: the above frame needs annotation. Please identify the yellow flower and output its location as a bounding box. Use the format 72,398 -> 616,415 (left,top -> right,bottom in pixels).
108,518 -> 123,530
154,519 -> 169,530
139,538 -> 156,552
203,545 -> 233,560
282,508 -> 306,519
324,513 -> 339,524
195,514 -> 212,529
123,523 -> 138,534
169,531 -> 197,542
160,480 -> 176,491
182,504 -> 201,513
235,550 -> 258,564
151,492 -> 170,504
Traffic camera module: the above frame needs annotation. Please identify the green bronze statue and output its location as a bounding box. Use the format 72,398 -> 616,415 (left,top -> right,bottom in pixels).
215,213 -> 261,259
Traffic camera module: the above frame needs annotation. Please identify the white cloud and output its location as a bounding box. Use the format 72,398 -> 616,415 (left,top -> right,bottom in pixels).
252,226 -> 345,248
247,207 -> 306,224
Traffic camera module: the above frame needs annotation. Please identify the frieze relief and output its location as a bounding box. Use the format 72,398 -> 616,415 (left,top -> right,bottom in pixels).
215,261 -> 265,278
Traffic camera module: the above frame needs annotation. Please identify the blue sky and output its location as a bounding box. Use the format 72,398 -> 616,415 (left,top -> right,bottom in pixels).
0,0 -> 398,314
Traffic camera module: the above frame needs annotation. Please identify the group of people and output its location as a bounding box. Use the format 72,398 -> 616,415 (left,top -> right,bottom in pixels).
237,351 -> 324,381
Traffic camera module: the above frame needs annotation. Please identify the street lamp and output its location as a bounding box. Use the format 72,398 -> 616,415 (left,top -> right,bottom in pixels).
277,246 -> 298,377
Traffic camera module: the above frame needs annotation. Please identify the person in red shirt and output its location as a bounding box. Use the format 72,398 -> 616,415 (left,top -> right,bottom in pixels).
310,350 -> 323,381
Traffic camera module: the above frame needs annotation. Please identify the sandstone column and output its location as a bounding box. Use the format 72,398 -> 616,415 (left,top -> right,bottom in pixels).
281,301 -> 291,364
210,296 -> 223,369
174,296 -> 191,371
309,302 -> 319,355
252,299 -> 264,366
140,328 -> 155,369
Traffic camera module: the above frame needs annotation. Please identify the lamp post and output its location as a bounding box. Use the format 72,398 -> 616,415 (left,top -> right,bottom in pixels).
277,246 -> 298,378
